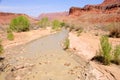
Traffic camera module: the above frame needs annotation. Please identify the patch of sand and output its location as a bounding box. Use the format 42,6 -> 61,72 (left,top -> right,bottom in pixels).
2,28 -> 52,49
69,31 -> 120,80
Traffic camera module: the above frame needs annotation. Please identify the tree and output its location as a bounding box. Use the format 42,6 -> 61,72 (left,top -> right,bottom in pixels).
52,20 -> 62,30
10,16 -> 30,32
39,17 -> 49,28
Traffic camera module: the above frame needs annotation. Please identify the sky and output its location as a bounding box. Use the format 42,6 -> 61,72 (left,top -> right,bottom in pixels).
0,0 -> 103,17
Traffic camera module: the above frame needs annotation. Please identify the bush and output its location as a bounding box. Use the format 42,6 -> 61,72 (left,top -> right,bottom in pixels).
0,40 -> 3,54
108,22 -> 120,38
38,17 -> 49,28
100,36 -> 112,65
77,28 -> 83,36
60,22 -> 65,27
52,20 -> 63,30
63,38 -> 70,50
7,28 -> 14,41
10,16 -> 30,32
113,45 -> 120,65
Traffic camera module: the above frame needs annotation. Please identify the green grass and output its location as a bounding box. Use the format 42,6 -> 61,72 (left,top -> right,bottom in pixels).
77,28 -> 83,36
93,37 -> 120,66
63,38 -> 70,50
100,36 -> 112,65
52,20 -> 64,31
0,40 -> 3,55
7,32 -> 14,41
108,22 -> 120,38
7,28 -> 14,41
38,17 -> 49,28
113,45 -> 120,65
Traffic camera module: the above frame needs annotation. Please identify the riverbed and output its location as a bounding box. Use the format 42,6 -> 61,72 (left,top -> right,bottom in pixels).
0,29 -> 88,80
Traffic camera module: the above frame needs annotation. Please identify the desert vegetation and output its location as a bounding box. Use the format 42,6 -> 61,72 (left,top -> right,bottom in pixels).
92,35 -> 120,65
52,20 -> 63,30
108,22 -> 120,38
100,36 -> 112,65
7,28 -> 14,40
76,27 -> 83,36
113,45 -> 120,65
0,40 -> 3,55
38,17 -> 49,28
63,38 -> 70,50
10,16 -> 30,32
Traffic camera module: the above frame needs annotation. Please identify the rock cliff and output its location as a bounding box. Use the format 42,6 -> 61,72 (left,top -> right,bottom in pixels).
69,0 -> 120,23
69,0 -> 120,16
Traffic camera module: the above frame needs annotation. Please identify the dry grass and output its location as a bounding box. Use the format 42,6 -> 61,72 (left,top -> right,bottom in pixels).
0,40 -> 4,54
108,22 -> 120,38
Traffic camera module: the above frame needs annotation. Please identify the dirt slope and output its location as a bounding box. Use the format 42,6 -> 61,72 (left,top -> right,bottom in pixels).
0,12 -> 36,25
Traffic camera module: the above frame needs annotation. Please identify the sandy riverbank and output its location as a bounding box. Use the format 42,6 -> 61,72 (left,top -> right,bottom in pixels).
69,31 -> 120,80
2,28 -> 53,49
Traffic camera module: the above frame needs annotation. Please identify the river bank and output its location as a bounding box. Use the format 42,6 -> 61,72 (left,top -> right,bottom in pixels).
0,29 -> 87,80
69,31 -> 120,80
0,29 -> 120,80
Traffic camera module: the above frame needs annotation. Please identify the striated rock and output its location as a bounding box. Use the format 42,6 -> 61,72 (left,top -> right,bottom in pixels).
68,0 -> 120,23
101,0 -> 120,5
69,7 -> 82,16
69,0 -> 120,16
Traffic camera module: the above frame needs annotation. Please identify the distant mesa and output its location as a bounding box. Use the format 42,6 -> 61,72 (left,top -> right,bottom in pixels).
38,12 -> 69,20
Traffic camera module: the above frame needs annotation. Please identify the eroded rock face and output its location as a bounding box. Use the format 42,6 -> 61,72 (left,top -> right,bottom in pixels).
101,0 -> 120,5
69,0 -> 120,16
69,0 -> 120,23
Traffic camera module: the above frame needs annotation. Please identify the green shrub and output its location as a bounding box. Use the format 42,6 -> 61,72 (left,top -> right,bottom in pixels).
63,38 -> 70,50
52,20 -> 62,30
77,28 -> 83,36
38,17 -> 49,28
100,36 -> 112,65
113,45 -> 120,65
0,40 -> 3,54
10,16 -> 30,32
60,22 -> 65,27
108,22 -> 120,38
7,28 -> 14,41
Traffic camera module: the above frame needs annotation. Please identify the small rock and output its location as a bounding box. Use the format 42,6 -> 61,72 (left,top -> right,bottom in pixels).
64,63 -> 71,66
15,76 -> 21,80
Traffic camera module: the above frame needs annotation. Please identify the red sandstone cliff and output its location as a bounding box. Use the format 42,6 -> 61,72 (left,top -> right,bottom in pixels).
69,0 -> 120,23
101,0 -> 120,5
69,0 -> 120,15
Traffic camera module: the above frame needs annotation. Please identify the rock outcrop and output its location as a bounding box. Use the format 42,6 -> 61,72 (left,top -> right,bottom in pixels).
69,0 -> 120,16
69,0 -> 120,23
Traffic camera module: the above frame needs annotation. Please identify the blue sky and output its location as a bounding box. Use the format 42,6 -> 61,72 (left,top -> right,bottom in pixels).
0,0 -> 103,17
